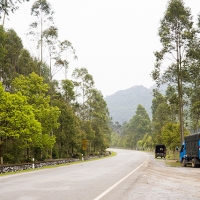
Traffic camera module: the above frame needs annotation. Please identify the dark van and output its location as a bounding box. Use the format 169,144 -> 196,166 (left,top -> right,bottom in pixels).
155,144 -> 166,158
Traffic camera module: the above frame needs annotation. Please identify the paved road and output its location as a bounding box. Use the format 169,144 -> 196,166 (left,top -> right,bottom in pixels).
0,149 -> 148,200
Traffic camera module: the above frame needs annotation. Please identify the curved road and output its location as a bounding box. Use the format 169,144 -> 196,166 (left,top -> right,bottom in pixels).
0,149 -> 148,200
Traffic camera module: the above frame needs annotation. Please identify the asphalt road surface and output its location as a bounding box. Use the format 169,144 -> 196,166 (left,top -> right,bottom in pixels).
0,149 -> 200,200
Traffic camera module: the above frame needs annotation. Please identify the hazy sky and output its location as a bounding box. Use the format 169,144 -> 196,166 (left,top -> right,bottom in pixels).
2,0 -> 200,97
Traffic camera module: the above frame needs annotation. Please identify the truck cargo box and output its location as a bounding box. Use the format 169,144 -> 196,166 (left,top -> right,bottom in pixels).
185,133 -> 200,157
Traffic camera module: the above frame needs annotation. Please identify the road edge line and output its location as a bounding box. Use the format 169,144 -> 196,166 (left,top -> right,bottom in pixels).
93,157 -> 148,200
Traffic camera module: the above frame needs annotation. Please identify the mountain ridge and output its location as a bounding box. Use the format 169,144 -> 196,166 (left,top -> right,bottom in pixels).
104,85 -> 154,124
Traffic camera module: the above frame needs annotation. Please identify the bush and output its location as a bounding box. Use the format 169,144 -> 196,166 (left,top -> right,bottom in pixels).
3,154 -> 14,164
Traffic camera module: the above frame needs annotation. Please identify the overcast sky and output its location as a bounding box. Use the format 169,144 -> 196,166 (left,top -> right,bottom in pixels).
2,0 -> 200,97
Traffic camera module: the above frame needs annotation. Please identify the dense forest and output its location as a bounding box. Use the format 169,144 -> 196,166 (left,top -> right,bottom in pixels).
0,0 -> 111,164
1,0 -> 200,164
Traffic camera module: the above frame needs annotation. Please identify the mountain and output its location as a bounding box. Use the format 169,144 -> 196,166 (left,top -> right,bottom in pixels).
104,85 -> 154,124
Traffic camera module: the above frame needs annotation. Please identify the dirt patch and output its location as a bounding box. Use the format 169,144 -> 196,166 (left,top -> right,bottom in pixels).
129,153 -> 200,200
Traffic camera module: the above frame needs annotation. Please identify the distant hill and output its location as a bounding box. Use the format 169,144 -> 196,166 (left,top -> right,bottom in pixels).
104,85 -> 154,124
104,84 -> 169,124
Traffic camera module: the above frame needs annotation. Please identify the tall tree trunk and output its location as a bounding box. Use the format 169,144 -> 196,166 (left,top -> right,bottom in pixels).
0,149 -> 3,164
40,10 -> 43,76
196,119 -> 199,134
177,31 -> 184,145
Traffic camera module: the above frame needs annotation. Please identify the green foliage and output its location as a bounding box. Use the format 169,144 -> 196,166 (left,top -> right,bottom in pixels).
110,132 -> 120,147
16,49 -> 40,76
1,29 -> 23,90
0,82 -> 42,162
83,120 -> 95,142
0,25 -> 6,63
0,82 -> 41,138
151,90 -> 171,144
161,122 -> 190,150
137,133 -> 153,149
0,1 -> 112,164
72,67 -> 95,120
11,72 -> 60,157
151,0 -> 194,144
88,89 -> 111,152
125,104 -> 151,148
61,79 -> 75,104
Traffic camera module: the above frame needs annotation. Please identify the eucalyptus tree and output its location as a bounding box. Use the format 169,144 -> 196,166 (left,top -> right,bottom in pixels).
29,0 -> 77,84
28,0 -> 56,75
52,97 -> 83,157
82,120 -> 95,153
151,0 -> 194,144
61,79 -> 76,104
2,29 -> 23,90
72,67 -> 95,120
0,27 -> 41,89
110,132 -> 120,147
126,104 -> 151,149
185,39 -> 200,132
15,49 -> 40,75
184,15 -> 200,133
0,0 -> 29,27
52,77 -> 89,157
0,25 -> 6,81
151,89 -> 167,117
187,61 -> 200,133
151,89 -> 171,144
87,88 -> 111,152
165,85 -> 179,121
56,40 -> 77,79
137,133 -> 153,150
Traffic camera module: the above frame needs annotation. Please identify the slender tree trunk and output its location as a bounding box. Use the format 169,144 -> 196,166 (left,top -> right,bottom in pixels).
0,148 -> 3,164
2,11 -> 6,27
89,141 -> 91,154
40,11 -> 43,76
177,32 -> 184,145
196,119 -> 199,134
1,0 -> 7,27
27,147 -> 30,158
179,80 -> 184,144
0,137 -> 3,164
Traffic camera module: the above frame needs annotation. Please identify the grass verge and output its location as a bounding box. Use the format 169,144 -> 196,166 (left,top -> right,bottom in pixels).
165,160 -> 181,167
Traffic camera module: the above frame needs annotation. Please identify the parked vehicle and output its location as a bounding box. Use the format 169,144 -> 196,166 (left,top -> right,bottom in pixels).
180,133 -> 200,168
155,144 -> 166,158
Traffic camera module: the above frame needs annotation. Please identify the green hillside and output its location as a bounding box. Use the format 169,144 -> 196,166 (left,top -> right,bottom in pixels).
104,85 -> 153,124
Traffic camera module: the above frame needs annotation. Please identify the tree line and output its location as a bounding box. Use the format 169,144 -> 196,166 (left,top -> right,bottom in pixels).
1,0 -> 200,162
110,0 -> 200,152
0,0 -> 111,164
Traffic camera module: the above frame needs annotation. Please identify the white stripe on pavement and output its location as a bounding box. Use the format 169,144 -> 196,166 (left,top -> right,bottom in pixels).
93,157 -> 148,200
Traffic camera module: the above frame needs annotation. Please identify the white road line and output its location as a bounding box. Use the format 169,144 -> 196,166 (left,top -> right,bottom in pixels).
93,158 -> 148,200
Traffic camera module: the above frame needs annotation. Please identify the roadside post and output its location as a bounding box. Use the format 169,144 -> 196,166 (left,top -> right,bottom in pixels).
32,158 -> 35,169
82,154 -> 84,161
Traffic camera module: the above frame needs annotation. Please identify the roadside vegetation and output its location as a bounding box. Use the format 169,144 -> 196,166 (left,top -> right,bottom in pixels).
0,0 -> 111,165
1,0 -> 200,166
110,0 -> 200,156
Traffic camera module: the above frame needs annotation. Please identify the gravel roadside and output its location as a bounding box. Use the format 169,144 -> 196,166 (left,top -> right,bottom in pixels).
128,153 -> 200,200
